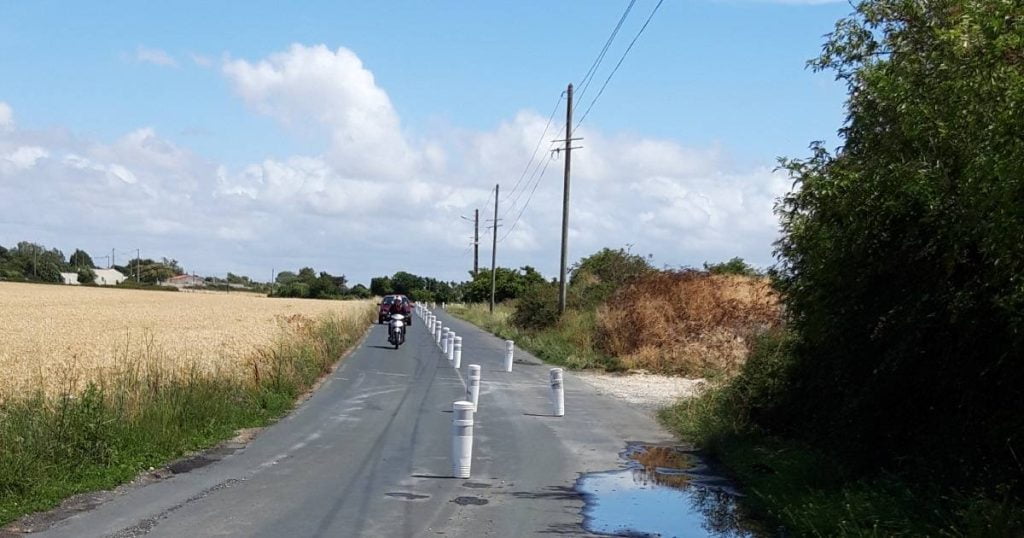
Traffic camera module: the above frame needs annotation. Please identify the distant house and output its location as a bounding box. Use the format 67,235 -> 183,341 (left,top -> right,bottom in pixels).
94,269 -> 126,286
60,268 -> 126,286
165,274 -> 205,288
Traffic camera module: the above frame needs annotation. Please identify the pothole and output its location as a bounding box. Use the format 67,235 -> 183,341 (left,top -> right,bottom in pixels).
450,496 -> 489,506
385,492 -> 430,501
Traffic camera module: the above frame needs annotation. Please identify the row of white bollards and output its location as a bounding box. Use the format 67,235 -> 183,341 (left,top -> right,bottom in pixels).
415,305 -> 565,479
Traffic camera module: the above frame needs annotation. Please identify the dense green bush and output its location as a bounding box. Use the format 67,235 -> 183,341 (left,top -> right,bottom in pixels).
511,283 -> 560,330
703,257 -> 761,277
369,272 -> 460,303
76,267 -> 96,284
568,247 -> 653,309
462,266 -> 545,303
771,0 -> 1024,490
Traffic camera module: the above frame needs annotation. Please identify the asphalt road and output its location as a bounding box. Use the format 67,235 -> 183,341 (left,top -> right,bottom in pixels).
34,308 -> 674,537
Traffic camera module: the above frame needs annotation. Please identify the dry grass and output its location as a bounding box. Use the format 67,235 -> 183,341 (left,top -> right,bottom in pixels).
596,272 -> 780,376
0,282 -> 373,398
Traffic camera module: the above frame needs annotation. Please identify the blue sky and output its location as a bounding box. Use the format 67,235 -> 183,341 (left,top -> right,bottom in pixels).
0,1 -> 851,284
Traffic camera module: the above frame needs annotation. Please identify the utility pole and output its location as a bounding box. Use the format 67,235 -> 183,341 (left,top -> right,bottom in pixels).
136,248 -> 140,282
473,208 -> 480,277
111,248 -> 115,269
558,83 -> 574,314
489,184 -> 499,313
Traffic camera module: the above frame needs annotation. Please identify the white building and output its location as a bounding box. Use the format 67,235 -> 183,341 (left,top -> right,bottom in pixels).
60,268 -> 126,286
94,268 -> 126,286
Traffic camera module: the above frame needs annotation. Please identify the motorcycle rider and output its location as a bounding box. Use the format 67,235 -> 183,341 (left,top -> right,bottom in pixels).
388,296 -> 407,338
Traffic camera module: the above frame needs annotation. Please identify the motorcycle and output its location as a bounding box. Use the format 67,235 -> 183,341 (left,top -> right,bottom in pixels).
387,313 -> 406,349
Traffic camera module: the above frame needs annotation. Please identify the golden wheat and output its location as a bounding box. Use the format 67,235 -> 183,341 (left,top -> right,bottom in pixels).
0,282 -> 372,397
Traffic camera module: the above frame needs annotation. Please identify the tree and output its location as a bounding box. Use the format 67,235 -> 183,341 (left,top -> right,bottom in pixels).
275,271 -> 297,284
77,267 -> 96,285
770,0 -> 1024,487
370,276 -> 393,296
703,257 -> 760,277
391,271 -> 424,295
463,267 -> 545,303
69,249 -> 94,269
347,284 -> 371,299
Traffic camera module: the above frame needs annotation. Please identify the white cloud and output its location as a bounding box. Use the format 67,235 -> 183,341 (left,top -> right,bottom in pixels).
135,46 -> 178,68
0,45 -> 789,283
0,146 -> 48,173
222,44 -> 423,179
190,53 -> 213,68
0,102 -> 13,132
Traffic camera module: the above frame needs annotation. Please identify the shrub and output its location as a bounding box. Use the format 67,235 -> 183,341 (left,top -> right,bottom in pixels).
569,247 -> 653,309
510,283 -> 559,330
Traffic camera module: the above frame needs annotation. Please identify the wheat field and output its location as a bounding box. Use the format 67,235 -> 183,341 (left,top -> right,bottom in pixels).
0,282 -> 372,397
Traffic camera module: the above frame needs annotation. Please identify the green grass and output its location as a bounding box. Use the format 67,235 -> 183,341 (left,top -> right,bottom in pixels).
447,303 -> 621,370
0,308 -> 372,526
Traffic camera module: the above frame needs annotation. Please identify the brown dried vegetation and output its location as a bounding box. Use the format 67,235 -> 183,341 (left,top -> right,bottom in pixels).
596,271 -> 781,376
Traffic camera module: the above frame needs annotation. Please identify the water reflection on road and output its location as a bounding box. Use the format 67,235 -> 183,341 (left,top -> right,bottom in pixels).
576,443 -> 762,537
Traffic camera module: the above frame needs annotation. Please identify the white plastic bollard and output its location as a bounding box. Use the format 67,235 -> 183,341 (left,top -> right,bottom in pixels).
467,364 -> 481,410
504,340 -> 515,372
453,336 -> 463,368
428,315 -> 436,334
550,368 -> 565,417
451,401 -> 474,479
447,332 -> 456,361
435,321 -> 443,345
442,327 -> 451,352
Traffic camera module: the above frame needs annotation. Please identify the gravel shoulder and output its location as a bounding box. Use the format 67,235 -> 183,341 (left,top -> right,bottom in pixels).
574,370 -> 707,412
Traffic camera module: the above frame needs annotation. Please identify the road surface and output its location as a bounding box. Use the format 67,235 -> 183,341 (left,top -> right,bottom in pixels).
33,309 -> 674,537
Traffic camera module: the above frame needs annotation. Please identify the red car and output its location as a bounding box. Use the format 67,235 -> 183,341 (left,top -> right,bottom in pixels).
378,295 -> 413,324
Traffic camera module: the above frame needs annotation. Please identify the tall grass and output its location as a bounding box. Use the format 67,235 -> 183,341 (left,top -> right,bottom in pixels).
447,303 -> 617,370
0,307 -> 373,526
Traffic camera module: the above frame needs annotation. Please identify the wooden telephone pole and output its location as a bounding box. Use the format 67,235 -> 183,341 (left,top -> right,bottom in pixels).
473,208 -> 480,277
558,83 -> 574,314
489,185 -> 499,313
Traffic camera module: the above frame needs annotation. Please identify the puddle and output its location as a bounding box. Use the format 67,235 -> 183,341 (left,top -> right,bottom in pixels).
576,443 -> 762,537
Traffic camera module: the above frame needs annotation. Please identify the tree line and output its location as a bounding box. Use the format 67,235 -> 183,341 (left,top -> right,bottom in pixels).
0,241 -> 182,285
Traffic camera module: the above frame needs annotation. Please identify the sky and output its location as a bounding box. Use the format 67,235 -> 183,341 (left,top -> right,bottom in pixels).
0,0 -> 851,285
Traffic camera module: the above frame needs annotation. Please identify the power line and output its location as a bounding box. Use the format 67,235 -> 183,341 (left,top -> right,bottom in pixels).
574,0 -> 638,108
502,134 -> 555,219
499,150 -> 556,243
502,93 -> 564,208
575,0 -> 665,130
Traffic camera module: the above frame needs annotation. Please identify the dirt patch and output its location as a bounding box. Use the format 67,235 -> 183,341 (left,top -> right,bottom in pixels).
576,370 -> 706,411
